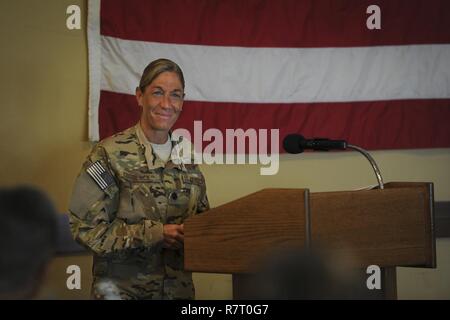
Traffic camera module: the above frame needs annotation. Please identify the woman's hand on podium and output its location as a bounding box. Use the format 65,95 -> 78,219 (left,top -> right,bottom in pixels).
162,224 -> 184,250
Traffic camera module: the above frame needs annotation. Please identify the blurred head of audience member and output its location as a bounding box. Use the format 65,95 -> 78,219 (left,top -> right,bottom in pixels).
0,186 -> 58,299
247,247 -> 371,300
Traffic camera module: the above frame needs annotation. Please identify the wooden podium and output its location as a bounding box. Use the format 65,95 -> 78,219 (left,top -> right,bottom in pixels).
184,182 -> 436,299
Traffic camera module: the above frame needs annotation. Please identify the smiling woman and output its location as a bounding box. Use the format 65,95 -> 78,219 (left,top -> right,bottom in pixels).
68,58 -> 210,300
136,67 -> 185,144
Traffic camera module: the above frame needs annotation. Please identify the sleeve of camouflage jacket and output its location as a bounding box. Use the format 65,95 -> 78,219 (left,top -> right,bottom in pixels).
196,171 -> 210,215
68,144 -> 164,257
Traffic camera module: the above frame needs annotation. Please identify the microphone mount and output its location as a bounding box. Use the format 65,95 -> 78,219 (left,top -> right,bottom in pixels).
346,144 -> 384,190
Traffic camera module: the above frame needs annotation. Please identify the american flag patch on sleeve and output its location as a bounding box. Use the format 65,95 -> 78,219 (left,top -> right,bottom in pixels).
86,161 -> 116,190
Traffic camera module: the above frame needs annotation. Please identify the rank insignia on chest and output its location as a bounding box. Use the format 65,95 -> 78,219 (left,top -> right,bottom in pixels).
86,161 -> 116,190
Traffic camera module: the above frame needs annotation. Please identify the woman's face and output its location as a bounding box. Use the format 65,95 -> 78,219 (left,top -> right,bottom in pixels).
136,71 -> 184,133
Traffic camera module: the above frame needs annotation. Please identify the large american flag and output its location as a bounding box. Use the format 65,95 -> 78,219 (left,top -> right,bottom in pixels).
87,0 -> 450,151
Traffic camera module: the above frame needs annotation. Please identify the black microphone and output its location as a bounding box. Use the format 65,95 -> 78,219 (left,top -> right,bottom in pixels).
283,134 -> 347,153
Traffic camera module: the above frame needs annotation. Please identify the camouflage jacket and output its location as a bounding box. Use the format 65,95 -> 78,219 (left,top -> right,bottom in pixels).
69,124 -> 209,299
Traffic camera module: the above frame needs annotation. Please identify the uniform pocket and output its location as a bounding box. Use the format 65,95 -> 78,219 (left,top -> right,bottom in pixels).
132,184 -> 161,221
166,188 -> 191,224
118,170 -> 162,223
116,186 -> 137,222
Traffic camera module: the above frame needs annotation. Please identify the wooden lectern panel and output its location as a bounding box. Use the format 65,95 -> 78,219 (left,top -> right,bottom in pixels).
184,188 -> 309,274
310,182 -> 435,268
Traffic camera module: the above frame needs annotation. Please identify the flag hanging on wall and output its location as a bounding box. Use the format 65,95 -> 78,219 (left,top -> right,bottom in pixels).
87,0 -> 450,150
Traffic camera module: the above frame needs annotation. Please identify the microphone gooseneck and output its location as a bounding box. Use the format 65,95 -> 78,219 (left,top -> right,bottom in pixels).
346,144 -> 384,189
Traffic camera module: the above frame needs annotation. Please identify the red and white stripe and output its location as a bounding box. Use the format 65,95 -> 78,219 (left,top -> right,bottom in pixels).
88,0 -> 450,150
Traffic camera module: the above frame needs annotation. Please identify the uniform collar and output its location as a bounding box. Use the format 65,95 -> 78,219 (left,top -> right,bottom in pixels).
134,123 -> 189,172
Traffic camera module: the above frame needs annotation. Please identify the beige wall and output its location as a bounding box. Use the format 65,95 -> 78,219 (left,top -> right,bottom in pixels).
1,0 -> 449,299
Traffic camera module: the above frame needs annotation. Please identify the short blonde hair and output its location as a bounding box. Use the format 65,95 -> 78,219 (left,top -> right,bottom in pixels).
138,58 -> 185,92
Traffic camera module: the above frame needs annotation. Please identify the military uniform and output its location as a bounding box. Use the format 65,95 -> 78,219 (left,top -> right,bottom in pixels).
69,124 -> 209,300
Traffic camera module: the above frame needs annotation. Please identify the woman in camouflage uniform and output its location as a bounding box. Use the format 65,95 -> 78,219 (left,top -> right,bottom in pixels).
69,59 -> 209,299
